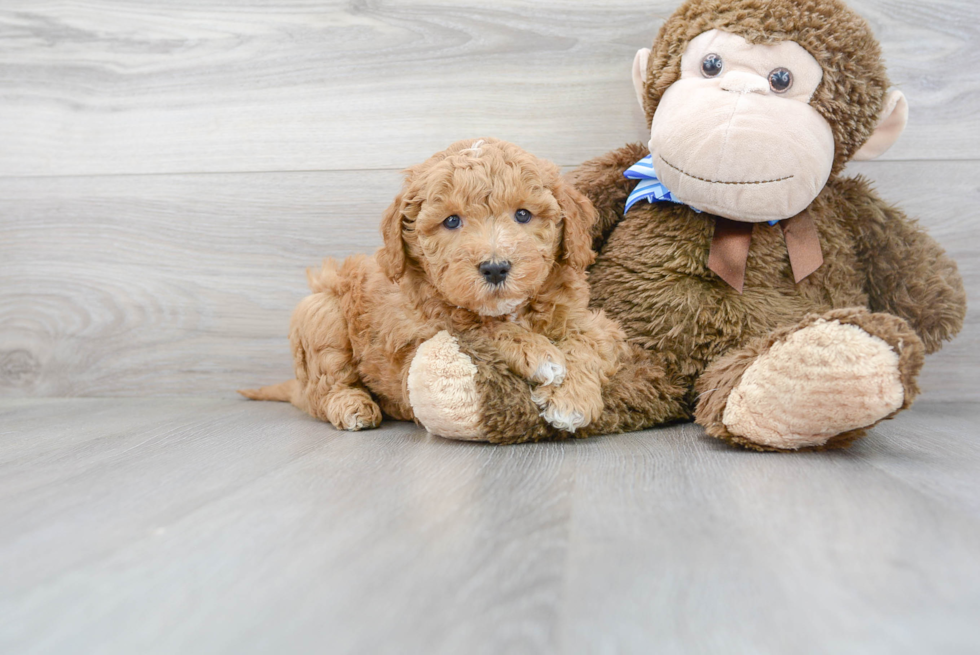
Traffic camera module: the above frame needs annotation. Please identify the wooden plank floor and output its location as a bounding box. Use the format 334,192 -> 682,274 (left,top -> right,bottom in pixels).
2,398 -> 979,654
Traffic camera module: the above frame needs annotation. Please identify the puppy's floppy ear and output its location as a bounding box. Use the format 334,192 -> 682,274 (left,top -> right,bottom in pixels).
377,173 -> 420,282
555,180 -> 598,272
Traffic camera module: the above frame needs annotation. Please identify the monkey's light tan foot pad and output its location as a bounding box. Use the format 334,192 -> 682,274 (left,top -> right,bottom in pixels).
407,330 -> 486,441
723,319 -> 905,450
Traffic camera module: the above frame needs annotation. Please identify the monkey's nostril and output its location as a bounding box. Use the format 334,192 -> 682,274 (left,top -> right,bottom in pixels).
479,260 -> 511,285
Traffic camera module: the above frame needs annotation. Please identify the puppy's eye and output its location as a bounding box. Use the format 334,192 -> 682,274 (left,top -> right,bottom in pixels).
769,68 -> 793,93
514,209 -> 532,224
701,53 -> 723,78
443,215 -> 461,229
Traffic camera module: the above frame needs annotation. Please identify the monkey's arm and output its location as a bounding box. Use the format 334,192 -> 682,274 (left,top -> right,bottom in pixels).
407,329 -> 687,444
566,142 -> 649,252
847,183 -> 966,354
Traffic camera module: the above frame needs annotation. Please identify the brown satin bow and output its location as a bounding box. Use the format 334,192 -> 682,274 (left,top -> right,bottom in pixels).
707,209 -> 823,293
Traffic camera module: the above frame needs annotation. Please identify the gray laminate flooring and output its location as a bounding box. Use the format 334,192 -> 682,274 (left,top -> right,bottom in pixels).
2,398 -> 979,654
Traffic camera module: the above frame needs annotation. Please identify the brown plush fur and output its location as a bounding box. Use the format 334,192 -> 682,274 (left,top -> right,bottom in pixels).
439,0 -> 966,448
241,138 -> 631,432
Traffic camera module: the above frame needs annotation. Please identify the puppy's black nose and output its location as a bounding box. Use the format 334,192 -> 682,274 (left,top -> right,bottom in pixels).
479,260 -> 511,285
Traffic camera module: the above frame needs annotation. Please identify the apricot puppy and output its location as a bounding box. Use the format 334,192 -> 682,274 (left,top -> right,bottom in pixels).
241,138 -> 629,434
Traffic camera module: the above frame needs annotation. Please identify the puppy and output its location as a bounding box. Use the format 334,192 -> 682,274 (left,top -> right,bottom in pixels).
240,137 -> 629,433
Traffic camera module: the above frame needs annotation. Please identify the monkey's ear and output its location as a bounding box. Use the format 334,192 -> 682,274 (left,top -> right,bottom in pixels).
853,90 -> 908,161
632,48 -> 652,111
376,190 -> 414,282
555,181 -> 598,272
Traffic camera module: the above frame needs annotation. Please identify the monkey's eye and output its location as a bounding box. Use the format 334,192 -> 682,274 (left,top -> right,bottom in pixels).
769,68 -> 793,93
701,54 -> 723,78
514,208 -> 532,224
443,214 -> 461,229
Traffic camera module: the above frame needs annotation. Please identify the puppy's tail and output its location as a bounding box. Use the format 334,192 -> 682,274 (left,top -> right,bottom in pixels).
238,379 -> 299,403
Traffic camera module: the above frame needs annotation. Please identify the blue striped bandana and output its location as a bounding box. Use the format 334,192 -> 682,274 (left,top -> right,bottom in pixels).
624,155 -> 696,213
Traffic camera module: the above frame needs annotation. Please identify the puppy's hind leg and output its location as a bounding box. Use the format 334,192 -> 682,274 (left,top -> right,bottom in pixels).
290,292 -> 382,431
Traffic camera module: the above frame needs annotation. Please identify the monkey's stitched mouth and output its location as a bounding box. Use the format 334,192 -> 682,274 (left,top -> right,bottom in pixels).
659,156 -> 794,186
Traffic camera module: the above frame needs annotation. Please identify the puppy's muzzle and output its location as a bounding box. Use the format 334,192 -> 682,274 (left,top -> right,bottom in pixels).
479,260 -> 511,286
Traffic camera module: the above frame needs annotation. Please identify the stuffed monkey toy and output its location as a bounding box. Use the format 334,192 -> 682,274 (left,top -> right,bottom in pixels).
406,0 -> 966,450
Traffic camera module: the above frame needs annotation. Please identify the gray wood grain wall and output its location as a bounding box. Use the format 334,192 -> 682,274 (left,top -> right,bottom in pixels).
1,0 -> 977,400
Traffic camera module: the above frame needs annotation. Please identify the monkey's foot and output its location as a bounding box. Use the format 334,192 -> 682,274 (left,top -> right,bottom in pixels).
696,309 -> 924,451
407,331 -> 486,441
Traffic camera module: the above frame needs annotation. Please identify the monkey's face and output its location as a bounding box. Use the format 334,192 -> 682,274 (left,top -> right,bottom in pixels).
645,30 -> 835,223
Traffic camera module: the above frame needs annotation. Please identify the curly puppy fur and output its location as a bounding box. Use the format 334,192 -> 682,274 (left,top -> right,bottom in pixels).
240,137 -> 629,433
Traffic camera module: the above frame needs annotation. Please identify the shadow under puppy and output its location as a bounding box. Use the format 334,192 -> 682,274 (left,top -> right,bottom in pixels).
241,137 -> 645,436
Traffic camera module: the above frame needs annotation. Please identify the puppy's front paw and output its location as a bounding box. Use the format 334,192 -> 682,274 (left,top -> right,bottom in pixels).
531,383 -> 602,433
532,356 -> 566,387
540,405 -> 588,433
524,341 -> 566,386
